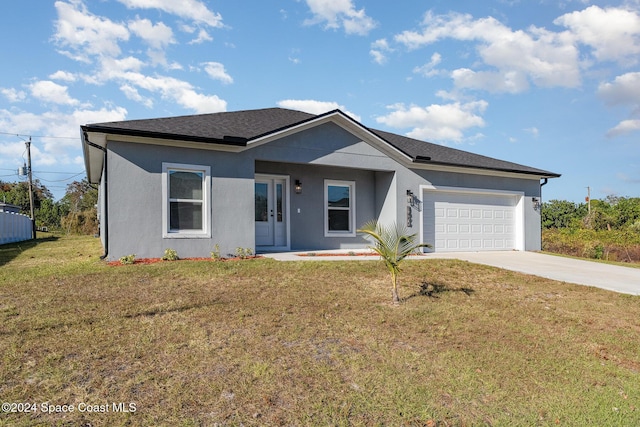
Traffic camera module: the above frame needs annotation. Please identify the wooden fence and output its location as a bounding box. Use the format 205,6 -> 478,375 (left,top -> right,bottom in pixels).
0,211 -> 33,245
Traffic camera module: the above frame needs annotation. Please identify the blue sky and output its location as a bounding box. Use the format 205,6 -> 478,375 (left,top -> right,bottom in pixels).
1,0 -> 639,202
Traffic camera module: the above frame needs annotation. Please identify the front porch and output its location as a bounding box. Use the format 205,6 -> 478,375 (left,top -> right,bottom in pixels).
254,161 -> 397,252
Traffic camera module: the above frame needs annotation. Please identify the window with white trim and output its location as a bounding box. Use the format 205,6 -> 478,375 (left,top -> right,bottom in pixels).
324,180 -> 355,237
162,163 -> 210,238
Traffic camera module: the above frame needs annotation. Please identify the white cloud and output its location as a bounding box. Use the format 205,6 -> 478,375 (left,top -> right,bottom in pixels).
554,6 -> 640,65
173,90 -> 226,114
51,2 -> 228,113
54,0 -> 130,59
0,106 -> 128,167
598,72 -> 640,137
128,18 -> 175,49
188,29 -> 213,45
375,101 -> 488,143
1,88 -> 26,102
121,73 -> 226,113
413,52 -> 443,77
303,0 -> 376,35
606,119 -> 640,137
598,72 -> 640,106
451,68 -> 529,93
0,141 -> 28,166
524,127 -> 539,137
29,80 -> 79,106
370,38 -> 392,64
49,70 -> 77,82
277,99 -> 361,121
202,62 -> 233,84
116,0 -> 224,28
120,84 -> 154,108
395,11 -> 581,91
369,50 -> 386,65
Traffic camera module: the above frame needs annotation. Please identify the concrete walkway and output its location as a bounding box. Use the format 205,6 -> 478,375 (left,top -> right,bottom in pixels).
261,250 -> 640,296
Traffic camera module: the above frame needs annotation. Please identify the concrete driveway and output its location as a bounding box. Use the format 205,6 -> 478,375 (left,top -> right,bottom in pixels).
423,251 -> 640,296
263,250 -> 640,295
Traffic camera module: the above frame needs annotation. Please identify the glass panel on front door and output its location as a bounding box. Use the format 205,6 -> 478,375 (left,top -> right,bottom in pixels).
276,183 -> 283,222
255,183 -> 268,222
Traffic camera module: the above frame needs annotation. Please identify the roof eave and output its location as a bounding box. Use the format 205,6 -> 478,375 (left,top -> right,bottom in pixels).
81,124 -> 249,147
81,128 -> 108,184
411,157 -> 561,179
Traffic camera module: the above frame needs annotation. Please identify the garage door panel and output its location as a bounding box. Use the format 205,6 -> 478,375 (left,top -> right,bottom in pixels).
423,190 -> 517,253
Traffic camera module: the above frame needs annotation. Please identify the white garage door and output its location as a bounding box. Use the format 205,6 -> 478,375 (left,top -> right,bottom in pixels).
423,191 -> 517,252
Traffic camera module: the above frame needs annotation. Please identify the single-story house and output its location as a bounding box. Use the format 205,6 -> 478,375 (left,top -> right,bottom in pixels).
81,108 -> 560,260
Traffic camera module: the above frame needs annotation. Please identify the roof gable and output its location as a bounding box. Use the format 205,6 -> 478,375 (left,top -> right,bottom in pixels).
82,107 -> 560,180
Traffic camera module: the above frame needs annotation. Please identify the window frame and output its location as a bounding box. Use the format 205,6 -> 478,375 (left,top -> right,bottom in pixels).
324,179 -> 356,237
162,162 -> 211,239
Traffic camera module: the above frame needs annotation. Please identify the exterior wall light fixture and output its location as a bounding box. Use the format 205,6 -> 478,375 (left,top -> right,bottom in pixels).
532,197 -> 541,210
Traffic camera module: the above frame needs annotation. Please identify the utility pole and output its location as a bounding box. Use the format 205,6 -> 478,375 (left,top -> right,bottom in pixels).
26,137 -> 36,239
586,186 -> 591,215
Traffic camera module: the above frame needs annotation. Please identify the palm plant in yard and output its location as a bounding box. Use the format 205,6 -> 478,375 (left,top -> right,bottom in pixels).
358,220 -> 432,304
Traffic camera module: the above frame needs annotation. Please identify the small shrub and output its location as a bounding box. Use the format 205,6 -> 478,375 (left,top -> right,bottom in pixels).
119,254 -> 136,265
162,248 -> 179,261
593,243 -> 605,260
234,247 -> 254,259
211,244 -> 221,260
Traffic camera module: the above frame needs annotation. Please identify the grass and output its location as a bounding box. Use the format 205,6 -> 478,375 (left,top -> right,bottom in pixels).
1,235 -> 639,426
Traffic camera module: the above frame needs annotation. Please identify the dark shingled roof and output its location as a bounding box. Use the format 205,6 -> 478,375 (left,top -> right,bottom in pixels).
83,107 -> 560,177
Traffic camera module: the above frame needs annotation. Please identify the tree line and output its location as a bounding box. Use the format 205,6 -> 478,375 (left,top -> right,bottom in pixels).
542,196 -> 640,232
0,178 -> 98,235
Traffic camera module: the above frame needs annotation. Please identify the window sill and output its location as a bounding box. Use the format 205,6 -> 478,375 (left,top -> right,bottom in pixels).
324,232 -> 356,238
163,231 -> 211,239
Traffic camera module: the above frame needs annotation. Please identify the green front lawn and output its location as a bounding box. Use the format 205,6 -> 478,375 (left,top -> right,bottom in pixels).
1,235 -> 639,426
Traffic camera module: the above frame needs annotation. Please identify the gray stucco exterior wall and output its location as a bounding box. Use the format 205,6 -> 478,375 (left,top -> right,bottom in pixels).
98,121 -> 546,260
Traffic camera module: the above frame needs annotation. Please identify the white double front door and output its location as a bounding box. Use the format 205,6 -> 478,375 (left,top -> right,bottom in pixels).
255,175 -> 288,249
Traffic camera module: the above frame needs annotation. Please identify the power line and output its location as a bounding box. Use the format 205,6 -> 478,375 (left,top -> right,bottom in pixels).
0,131 -> 78,140
33,170 -> 84,174
0,167 -> 83,174
33,172 -> 85,182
